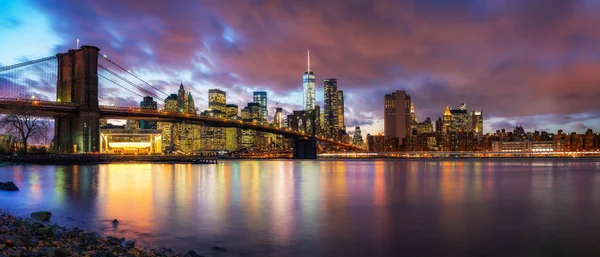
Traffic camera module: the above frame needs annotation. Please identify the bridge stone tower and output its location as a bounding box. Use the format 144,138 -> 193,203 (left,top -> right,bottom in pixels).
54,46 -> 100,153
292,109 -> 318,159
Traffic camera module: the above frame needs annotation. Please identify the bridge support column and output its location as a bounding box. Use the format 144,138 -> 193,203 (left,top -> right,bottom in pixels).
53,45 -> 101,153
54,112 -> 99,153
292,137 -> 317,159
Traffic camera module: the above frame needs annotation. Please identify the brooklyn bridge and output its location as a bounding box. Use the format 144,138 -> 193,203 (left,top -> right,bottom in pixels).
0,45 -> 360,159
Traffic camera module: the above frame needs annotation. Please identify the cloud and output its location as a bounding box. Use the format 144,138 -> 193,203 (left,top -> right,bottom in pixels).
1,0 -> 597,135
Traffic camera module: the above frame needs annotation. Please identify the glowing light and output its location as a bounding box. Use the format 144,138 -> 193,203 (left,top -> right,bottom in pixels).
103,54 -> 107,58
108,142 -> 152,148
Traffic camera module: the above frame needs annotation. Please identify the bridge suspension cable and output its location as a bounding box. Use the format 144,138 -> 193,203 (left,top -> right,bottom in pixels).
98,64 -> 162,99
98,54 -> 169,98
0,56 -> 58,101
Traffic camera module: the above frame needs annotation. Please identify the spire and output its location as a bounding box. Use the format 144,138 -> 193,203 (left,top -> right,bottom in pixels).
444,105 -> 451,116
307,49 -> 310,73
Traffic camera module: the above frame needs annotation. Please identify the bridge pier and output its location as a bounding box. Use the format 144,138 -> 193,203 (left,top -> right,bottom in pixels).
53,45 -> 100,153
292,137 -> 317,159
54,112 -> 99,153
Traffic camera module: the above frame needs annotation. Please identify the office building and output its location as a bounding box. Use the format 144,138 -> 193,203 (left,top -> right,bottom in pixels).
274,107 -> 283,128
139,96 -> 157,129
352,126 -> 364,146
209,89 -> 226,113
470,111 -> 483,136
253,91 -> 268,124
337,90 -> 344,129
324,79 -> 339,139
384,90 -> 411,145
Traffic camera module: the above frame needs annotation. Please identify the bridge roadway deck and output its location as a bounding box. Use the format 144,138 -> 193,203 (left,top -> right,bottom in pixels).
0,99 -> 360,150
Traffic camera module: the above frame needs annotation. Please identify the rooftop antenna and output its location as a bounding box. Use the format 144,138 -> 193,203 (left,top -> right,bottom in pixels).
76,38 -> 80,49
307,49 -> 310,73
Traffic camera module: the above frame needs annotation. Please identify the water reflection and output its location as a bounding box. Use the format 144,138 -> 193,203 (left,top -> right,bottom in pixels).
1,160 -> 600,256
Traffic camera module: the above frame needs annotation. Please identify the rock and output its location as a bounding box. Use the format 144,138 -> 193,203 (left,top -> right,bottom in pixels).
6,249 -> 21,257
211,246 -> 228,252
112,219 -> 119,224
30,211 -> 52,221
184,250 -> 203,257
121,239 -> 135,249
0,181 -> 18,191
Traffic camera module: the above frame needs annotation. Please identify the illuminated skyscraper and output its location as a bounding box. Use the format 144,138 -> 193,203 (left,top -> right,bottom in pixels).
442,105 -> 452,133
352,126 -> 364,146
324,79 -> 339,139
303,50 -> 316,111
337,90 -> 344,129
208,89 -> 226,113
384,90 -> 411,145
274,107 -> 283,128
253,91 -> 268,124
470,111 -> 483,136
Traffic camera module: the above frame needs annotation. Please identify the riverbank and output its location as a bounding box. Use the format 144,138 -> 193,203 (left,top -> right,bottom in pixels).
0,211 -> 202,257
0,154 -> 218,165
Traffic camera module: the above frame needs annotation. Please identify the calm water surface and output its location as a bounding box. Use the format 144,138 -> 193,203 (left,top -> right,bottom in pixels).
1,160 -> 600,256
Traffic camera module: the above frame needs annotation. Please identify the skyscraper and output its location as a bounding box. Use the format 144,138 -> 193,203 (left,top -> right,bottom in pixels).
384,90 -> 411,145
187,92 -> 196,114
253,91 -> 268,124
324,79 -> 339,139
337,90 -> 344,130
177,83 -> 187,113
303,50 -> 316,111
442,106 -> 452,133
139,96 -> 157,129
352,126 -> 364,146
470,111 -> 483,136
208,89 -> 226,113
274,107 -> 283,128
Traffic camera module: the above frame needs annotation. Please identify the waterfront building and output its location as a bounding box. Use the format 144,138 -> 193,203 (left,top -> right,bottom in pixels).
303,50 -> 316,111
253,91 -> 268,124
384,90 -> 411,146
99,129 -> 162,154
366,133 -> 400,152
139,96 -> 158,129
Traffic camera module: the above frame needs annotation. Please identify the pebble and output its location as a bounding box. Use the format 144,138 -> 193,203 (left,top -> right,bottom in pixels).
0,210 -> 203,256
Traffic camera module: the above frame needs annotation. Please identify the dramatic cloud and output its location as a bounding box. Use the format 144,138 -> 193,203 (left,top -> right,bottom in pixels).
2,0 -> 600,135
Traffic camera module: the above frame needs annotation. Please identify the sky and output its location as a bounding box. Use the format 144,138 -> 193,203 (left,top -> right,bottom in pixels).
2,0 -> 600,136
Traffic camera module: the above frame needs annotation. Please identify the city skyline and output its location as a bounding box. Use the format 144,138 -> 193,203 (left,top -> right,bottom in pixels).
2,1 -> 600,135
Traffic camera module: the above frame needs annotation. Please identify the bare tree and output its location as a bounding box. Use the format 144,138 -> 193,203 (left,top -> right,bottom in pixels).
0,110 -> 50,153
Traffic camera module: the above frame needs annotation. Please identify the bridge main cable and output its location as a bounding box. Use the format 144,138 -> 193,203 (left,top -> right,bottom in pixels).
0,56 -> 57,72
98,64 -> 165,102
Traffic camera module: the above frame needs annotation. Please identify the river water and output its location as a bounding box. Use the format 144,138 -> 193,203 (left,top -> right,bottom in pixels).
1,160 -> 600,256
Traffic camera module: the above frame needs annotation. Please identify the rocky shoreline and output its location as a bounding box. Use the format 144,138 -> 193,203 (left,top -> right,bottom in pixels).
0,211 -> 202,257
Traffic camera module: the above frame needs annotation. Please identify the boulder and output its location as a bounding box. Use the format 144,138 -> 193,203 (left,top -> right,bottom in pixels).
30,211 -> 52,221
121,239 -> 135,250
0,181 -> 18,191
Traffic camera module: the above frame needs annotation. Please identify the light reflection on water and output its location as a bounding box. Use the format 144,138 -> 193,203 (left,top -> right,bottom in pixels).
1,160 -> 600,256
